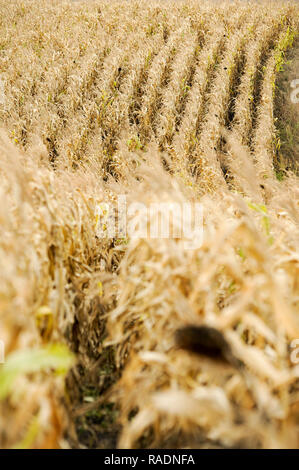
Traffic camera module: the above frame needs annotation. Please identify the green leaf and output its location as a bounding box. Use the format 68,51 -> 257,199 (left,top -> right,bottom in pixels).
247,202 -> 267,214
12,415 -> 40,449
0,344 -> 75,400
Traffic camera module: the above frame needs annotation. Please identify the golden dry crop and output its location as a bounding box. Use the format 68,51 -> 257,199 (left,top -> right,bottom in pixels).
0,0 -> 298,449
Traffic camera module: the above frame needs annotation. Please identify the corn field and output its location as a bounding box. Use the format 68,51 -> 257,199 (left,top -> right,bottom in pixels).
0,0 -> 299,449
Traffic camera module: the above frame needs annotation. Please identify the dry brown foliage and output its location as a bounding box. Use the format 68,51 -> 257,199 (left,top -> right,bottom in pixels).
0,0 -> 298,449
